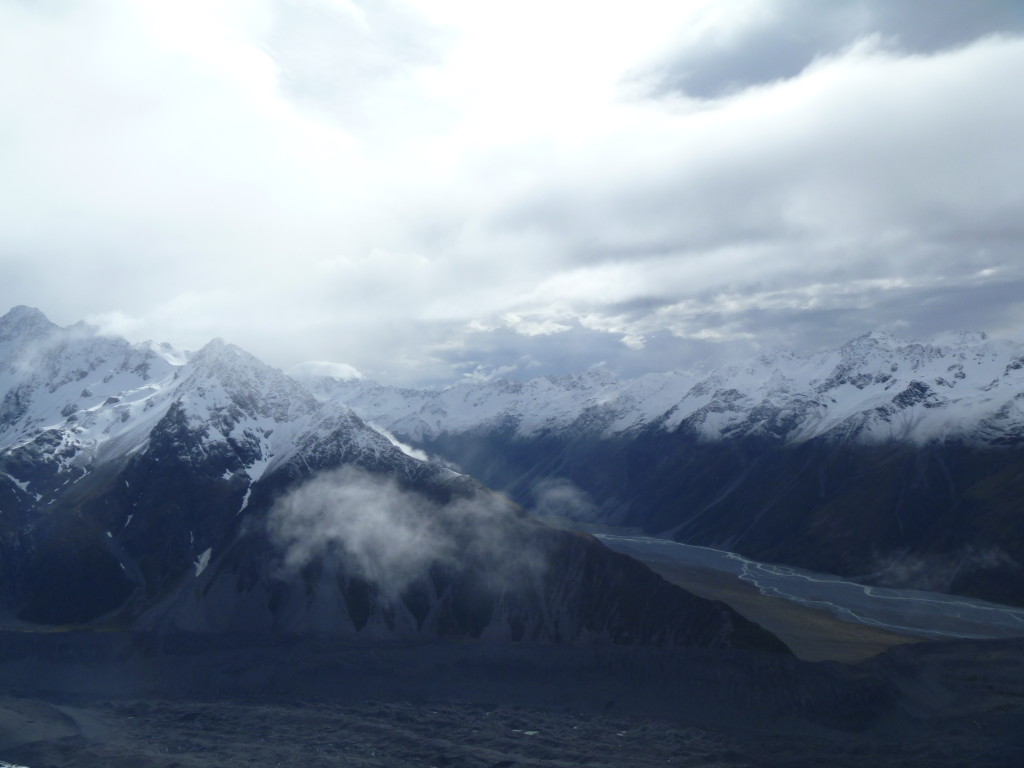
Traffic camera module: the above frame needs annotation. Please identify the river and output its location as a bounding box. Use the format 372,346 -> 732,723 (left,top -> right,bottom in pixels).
595,533 -> 1024,640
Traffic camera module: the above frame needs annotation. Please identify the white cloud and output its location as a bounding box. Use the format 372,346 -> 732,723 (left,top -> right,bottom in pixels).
366,422 -> 428,461
267,465 -> 546,595
1,1 -> 1022,383
288,360 -> 363,380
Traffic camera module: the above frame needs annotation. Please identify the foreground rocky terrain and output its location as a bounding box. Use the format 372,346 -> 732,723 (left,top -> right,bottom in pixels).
2,538 -> 1022,767
0,631 -> 1021,767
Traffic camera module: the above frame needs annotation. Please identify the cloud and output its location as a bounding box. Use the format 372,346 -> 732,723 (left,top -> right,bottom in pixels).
481,35 -> 1024,353
530,478 -> 597,523
862,545 -> 1018,593
366,422 -> 428,461
288,360 -> 363,381
266,465 -> 547,596
646,0 -> 1024,98
1,1 -> 1023,385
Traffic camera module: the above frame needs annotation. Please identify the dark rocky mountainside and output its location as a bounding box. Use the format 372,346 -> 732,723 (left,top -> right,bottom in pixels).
416,429 -> 1024,606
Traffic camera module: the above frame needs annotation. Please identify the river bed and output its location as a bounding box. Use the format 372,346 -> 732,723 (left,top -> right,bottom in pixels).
595,533 -> 1024,640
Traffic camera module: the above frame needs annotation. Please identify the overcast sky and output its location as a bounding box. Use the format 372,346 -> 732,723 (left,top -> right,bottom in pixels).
2,0 -> 1023,385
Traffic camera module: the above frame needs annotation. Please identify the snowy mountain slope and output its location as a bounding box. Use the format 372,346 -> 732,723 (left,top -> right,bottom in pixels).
0,306 -> 175,453
0,306 -> 418,513
296,367 -> 701,443
297,329 -> 1024,447
0,307 -> 784,653
0,306 -> 450,625
660,330 -> 1024,445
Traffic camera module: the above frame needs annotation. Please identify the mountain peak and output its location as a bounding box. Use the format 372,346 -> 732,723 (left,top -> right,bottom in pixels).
186,336 -> 294,390
190,337 -> 259,367
1,304 -> 49,321
179,335 -> 320,425
0,305 -> 58,341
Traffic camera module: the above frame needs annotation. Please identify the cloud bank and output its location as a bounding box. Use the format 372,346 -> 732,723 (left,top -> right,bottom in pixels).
2,1 -> 1022,384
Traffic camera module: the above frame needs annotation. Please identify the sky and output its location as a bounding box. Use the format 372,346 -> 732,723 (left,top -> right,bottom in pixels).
2,0 -> 1023,386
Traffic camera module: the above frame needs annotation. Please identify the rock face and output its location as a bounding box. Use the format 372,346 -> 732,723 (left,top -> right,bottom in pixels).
0,307 -> 784,653
302,330 -> 1024,606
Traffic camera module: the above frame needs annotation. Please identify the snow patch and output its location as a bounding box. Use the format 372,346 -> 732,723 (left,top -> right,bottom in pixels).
7,474 -> 30,494
194,547 -> 212,577
238,486 -> 252,514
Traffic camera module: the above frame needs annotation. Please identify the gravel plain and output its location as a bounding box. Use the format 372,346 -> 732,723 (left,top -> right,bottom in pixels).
1,556 -> 1022,768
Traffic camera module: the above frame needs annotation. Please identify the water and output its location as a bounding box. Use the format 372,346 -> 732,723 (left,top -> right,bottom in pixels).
595,533 -> 1024,640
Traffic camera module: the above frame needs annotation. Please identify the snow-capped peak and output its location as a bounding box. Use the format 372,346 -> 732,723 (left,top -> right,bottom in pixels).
0,307 -> 434,514
0,309 -> 179,450
0,305 -> 52,328
303,330 -> 1024,448
0,306 -> 60,351
177,337 -> 320,425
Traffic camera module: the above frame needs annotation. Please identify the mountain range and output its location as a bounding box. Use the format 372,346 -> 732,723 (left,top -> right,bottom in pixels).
0,306 -> 780,652
297,328 -> 1024,607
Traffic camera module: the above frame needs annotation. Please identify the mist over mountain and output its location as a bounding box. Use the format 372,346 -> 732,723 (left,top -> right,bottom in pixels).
298,328 -> 1024,606
0,306 -> 780,652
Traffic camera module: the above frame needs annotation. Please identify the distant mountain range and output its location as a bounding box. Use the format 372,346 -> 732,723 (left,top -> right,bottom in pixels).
0,306 -> 781,652
300,329 -> 1024,445
297,329 -> 1024,607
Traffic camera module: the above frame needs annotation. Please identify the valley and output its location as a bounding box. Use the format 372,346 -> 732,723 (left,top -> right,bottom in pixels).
2,306 -> 1024,766
311,330 -> 1024,608
592,530 -> 1024,662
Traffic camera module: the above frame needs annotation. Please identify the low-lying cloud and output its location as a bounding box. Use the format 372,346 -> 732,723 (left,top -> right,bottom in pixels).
367,422 -> 429,462
530,477 -> 597,523
266,466 -> 546,597
862,545 -> 1018,593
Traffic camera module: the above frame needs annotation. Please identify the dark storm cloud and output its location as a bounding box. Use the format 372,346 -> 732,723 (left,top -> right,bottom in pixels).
648,0 -> 1024,98
697,274 -> 1024,356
